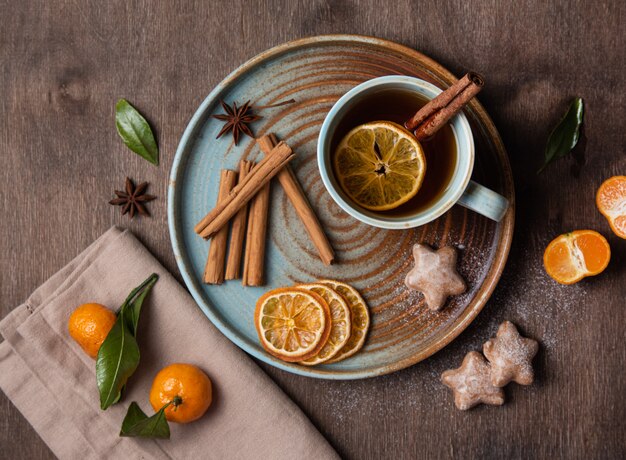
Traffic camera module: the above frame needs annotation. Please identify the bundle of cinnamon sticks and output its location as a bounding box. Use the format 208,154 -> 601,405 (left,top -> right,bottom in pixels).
198,72 -> 483,285
197,134 -> 334,286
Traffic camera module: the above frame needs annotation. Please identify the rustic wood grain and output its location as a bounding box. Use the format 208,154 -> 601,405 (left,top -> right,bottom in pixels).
1,0 -> 624,459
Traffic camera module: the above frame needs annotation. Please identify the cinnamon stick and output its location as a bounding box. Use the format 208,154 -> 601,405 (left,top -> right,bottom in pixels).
194,141 -> 294,238
257,134 -> 334,265
242,164 -> 270,286
203,169 -> 237,284
225,160 -> 253,280
405,72 -> 484,141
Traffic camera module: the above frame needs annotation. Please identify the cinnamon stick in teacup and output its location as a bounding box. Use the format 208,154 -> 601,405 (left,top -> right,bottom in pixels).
257,134 -> 334,265
203,169 -> 237,284
194,141 -> 294,238
405,72 -> 484,140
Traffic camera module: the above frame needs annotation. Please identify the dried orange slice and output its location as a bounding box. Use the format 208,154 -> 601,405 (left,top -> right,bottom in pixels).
596,175 -> 626,239
543,230 -> 611,285
334,121 -> 426,211
255,288 -> 331,362
298,284 -> 352,366
319,280 -> 370,363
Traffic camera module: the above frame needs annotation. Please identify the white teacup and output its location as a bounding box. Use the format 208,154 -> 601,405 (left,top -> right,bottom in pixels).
317,76 -> 509,229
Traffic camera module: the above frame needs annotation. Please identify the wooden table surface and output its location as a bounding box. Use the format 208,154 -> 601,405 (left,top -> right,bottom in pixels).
1,1 -> 624,458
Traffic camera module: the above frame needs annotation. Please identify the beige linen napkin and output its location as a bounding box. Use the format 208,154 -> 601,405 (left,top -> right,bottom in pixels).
0,227 -> 338,460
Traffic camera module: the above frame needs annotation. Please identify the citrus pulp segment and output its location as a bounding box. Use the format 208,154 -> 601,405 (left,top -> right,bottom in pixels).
543,230 -> 611,285
596,175 -> 626,239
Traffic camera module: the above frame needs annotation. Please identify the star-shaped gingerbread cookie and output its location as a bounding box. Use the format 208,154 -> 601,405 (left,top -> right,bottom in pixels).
404,244 -> 466,311
483,321 -> 539,387
441,351 -> 505,410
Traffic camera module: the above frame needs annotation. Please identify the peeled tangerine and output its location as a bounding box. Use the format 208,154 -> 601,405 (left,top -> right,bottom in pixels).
543,230 -> 610,285
596,175 -> 626,239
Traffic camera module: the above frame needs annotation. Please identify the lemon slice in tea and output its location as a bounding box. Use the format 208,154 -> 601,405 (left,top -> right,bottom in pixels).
333,121 -> 426,211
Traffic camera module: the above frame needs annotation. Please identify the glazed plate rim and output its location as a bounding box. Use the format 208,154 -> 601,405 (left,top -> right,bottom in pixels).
167,34 -> 515,379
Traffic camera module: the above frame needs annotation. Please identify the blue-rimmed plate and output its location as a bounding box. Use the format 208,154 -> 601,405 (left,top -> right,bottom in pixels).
168,35 -> 514,379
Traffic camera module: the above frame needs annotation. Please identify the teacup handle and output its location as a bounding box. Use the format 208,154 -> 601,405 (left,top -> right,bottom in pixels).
456,180 -> 510,222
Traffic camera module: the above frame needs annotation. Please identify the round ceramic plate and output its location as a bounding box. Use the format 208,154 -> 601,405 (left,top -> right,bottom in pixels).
168,35 -> 515,379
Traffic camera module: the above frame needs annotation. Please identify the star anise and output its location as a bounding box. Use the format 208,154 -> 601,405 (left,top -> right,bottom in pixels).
109,177 -> 156,218
212,100 -> 261,145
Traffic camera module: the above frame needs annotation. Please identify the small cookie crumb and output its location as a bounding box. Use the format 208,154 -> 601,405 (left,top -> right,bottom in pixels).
441,351 -> 505,410
483,321 -> 539,387
405,244 -> 466,311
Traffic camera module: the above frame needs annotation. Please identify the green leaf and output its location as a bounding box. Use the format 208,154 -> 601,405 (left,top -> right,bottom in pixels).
120,402 -> 170,439
96,274 -> 158,410
96,313 -> 140,410
120,402 -> 149,428
537,97 -> 584,173
115,99 -> 159,166
120,273 -> 158,336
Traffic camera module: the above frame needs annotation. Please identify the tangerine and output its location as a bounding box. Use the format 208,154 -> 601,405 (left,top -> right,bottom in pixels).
68,303 -> 116,359
149,363 -> 212,423
543,230 -> 610,285
596,175 -> 626,239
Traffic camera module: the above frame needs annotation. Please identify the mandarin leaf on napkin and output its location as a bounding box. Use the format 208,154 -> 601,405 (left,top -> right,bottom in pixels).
120,401 -> 148,428
120,273 -> 159,336
537,97 -> 584,173
96,274 -> 158,410
96,314 -> 139,409
120,402 -> 171,439
115,99 -> 159,166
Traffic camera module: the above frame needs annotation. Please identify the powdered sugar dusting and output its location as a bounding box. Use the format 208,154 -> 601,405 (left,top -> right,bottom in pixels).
490,246 -> 588,350
304,244 -> 587,419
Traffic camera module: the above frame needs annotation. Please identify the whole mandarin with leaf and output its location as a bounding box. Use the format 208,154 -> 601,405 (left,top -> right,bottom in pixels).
149,363 -> 212,423
68,303 -> 116,358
